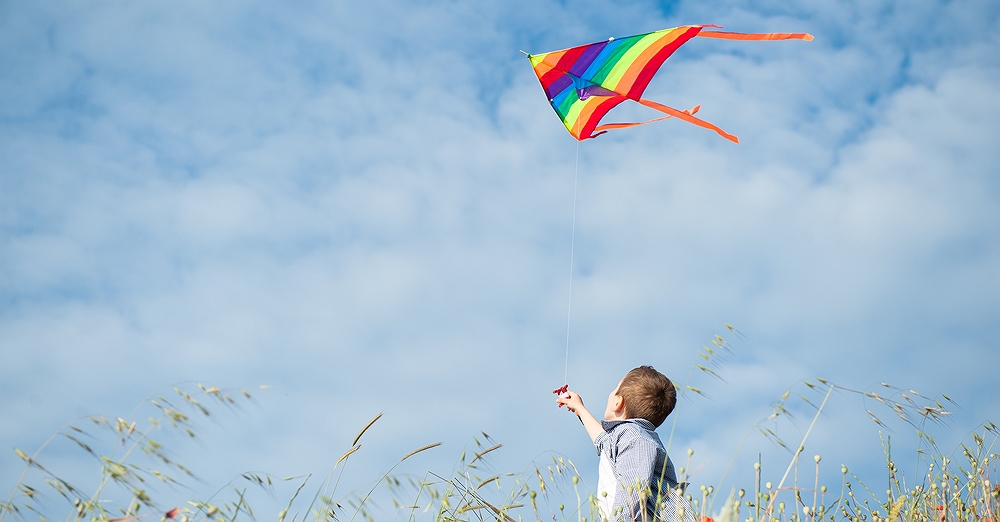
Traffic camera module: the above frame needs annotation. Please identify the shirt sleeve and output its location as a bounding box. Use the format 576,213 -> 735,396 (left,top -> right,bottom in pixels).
594,428 -> 612,456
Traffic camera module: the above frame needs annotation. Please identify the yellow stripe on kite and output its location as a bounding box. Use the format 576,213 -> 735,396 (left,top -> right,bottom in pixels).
602,28 -> 682,91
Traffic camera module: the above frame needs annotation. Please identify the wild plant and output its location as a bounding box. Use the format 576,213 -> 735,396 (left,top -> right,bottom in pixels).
1,383 -> 259,522
3,328 -> 996,522
665,327 -> 998,522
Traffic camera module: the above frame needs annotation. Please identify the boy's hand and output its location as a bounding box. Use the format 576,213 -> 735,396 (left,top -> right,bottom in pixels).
556,390 -> 604,443
556,390 -> 585,413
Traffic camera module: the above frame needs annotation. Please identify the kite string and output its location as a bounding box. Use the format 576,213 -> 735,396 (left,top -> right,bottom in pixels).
564,141 -> 580,386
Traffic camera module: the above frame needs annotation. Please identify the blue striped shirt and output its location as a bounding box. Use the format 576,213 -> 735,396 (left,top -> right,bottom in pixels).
594,419 -> 694,522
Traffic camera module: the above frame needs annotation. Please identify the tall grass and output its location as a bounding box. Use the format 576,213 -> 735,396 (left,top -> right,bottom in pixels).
2,332 -> 997,521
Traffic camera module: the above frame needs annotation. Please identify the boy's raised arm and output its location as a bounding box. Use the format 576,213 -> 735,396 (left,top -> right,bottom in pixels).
556,391 -> 604,442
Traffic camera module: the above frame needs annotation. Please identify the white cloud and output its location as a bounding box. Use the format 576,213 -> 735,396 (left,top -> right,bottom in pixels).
1,0 -> 998,516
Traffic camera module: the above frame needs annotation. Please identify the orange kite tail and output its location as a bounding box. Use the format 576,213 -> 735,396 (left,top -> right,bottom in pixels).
636,99 -> 739,143
697,31 -> 814,41
592,105 -> 701,135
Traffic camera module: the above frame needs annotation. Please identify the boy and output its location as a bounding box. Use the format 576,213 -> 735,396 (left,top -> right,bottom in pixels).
557,366 -> 691,522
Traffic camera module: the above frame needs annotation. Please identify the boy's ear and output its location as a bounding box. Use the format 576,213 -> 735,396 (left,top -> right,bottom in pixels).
612,394 -> 625,414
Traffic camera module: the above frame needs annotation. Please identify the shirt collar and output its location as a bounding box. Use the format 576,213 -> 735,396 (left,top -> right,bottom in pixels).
600,418 -> 655,431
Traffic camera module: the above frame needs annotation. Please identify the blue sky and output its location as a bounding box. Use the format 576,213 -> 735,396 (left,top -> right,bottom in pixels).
2,0 -> 999,518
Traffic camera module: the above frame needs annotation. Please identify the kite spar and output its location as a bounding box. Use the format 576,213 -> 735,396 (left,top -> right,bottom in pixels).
526,25 -> 813,142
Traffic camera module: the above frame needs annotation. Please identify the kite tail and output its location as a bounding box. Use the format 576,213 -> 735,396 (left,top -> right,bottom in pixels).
696,30 -> 814,41
636,98 -> 739,143
592,106 -> 701,136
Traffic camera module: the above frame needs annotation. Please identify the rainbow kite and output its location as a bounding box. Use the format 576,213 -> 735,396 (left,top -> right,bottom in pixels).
526,25 -> 813,142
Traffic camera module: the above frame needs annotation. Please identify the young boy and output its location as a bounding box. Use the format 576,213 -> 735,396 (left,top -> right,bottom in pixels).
557,366 -> 691,522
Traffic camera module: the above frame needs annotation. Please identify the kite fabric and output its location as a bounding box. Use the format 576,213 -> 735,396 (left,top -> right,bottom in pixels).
526,25 -> 813,142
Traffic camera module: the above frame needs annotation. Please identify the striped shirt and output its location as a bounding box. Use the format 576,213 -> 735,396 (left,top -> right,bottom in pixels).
594,419 -> 694,522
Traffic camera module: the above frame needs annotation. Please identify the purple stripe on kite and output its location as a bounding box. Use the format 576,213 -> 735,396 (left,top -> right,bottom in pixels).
578,84 -> 618,100
580,38 -> 627,81
546,75 -> 574,99
568,41 -> 608,77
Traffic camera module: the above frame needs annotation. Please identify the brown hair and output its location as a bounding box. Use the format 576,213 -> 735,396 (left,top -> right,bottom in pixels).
617,365 -> 676,427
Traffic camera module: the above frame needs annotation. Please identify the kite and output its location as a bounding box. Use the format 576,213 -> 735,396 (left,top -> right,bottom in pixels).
525,25 -> 813,142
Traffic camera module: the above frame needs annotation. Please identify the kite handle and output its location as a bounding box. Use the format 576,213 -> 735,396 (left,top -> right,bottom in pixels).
553,384 -> 570,407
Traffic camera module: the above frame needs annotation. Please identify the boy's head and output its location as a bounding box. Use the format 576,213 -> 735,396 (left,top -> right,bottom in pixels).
605,366 -> 676,427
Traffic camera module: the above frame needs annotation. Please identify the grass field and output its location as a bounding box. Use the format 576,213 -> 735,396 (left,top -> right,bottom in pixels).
4,335 -> 997,522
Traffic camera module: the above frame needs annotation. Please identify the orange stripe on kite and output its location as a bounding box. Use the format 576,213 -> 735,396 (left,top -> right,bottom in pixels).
613,32 -> 677,97
624,26 -> 701,100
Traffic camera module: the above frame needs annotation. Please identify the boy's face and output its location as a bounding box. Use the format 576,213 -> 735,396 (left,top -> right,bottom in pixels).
604,379 -> 626,420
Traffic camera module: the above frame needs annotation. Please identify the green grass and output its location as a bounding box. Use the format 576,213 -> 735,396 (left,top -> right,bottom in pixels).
2,331 -> 997,522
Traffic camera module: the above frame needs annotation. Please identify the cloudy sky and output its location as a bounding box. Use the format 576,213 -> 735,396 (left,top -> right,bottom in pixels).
2,0 -> 999,518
